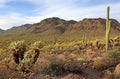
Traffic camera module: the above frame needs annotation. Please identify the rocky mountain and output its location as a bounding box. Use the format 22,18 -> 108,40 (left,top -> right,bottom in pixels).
26,17 -> 77,34
0,17 -> 120,41
64,18 -> 120,36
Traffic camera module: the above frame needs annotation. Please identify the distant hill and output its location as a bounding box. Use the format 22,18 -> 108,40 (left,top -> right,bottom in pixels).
0,29 -> 4,33
0,17 -> 120,42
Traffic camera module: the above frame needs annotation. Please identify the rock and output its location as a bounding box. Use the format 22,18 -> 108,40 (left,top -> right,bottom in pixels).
0,64 -> 10,78
8,60 -> 18,69
62,73 -> 85,79
114,64 -> 120,77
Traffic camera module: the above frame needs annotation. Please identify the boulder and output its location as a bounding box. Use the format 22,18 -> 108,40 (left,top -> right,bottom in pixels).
114,64 -> 120,77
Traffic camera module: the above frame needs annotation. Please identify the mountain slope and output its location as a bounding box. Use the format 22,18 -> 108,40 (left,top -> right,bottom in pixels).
27,17 -> 77,35
63,18 -> 120,38
0,17 -> 120,41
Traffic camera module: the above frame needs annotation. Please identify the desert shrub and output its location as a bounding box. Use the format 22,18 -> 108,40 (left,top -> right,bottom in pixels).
93,50 -> 120,70
47,60 -> 64,75
42,44 -> 55,51
9,40 -> 26,64
32,57 -> 50,74
32,54 -> 66,76
51,44 -> 65,54
92,57 -> 113,70
63,58 -> 84,73
46,54 -> 66,76
107,49 -> 120,64
0,60 -> 26,79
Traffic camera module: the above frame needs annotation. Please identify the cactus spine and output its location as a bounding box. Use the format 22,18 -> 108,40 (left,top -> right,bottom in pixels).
106,6 -> 111,53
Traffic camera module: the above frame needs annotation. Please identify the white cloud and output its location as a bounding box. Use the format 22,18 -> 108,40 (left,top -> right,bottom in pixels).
32,2 -> 120,21
0,13 -> 28,30
0,0 -> 120,30
29,0 -> 120,21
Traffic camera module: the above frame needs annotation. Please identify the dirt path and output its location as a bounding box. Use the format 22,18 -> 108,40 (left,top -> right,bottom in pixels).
82,67 -> 101,79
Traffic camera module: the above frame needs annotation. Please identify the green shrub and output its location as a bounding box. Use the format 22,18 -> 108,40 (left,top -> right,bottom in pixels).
63,60 -> 83,73
46,55 -> 65,75
107,49 -> 120,64
47,61 -> 64,75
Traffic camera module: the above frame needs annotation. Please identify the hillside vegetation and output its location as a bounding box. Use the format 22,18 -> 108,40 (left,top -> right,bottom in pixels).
0,17 -> 120,79
0,17 -> 120,48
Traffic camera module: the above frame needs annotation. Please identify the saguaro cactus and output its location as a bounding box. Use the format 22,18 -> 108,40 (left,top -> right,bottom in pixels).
106,6 -> 111,53
82,32 -> 87,48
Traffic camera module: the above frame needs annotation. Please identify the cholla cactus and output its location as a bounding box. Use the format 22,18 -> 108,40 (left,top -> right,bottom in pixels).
17,41 -> 44,72
30,41 -> 44,50
9,40 -> 26,64
17,49 -> 39,71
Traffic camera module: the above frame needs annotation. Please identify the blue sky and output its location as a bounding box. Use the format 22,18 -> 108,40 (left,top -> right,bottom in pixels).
0,0 -> 120,30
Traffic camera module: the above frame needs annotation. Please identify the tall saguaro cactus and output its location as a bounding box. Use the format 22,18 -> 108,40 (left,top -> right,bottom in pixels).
106,6 -> 111,53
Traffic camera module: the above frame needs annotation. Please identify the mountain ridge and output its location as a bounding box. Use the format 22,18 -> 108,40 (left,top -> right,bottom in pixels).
4,17 -> 120,32
0,17 -> 120,41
